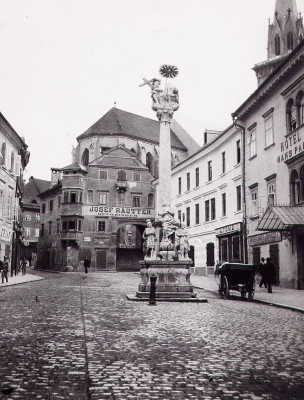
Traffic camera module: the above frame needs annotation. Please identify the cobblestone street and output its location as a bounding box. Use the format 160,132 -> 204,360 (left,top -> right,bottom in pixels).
0,271 -> 303,400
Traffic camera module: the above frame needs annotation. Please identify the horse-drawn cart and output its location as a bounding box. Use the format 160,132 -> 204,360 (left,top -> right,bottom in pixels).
215,262 -> 257,300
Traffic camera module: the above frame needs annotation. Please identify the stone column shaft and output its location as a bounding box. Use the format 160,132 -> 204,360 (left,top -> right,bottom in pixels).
158,112 -> 172,213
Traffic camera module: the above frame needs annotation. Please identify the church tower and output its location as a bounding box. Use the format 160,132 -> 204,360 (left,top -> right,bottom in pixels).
253,0 -> 304,86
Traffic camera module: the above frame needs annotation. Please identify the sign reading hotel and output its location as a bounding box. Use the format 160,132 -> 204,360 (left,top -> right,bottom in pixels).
83,206 -> 155,218
277,129 -> 304,163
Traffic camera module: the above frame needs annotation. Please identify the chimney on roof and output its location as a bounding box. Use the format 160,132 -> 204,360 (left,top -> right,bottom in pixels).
51,169 -> 62,186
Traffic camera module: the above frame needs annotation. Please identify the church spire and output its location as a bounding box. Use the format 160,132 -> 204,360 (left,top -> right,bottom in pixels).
253,0 -> 304,86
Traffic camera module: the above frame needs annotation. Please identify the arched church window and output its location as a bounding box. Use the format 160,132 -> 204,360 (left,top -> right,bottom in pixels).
274,34 -> 281,55
146,152 -> 153,174
117,170 -> 126,181
290,169 -> 300,205
81,148 -> 89,166
287,31 -> 294,51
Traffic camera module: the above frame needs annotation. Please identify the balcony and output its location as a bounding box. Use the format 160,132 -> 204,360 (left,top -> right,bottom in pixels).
60,231 -> 82,242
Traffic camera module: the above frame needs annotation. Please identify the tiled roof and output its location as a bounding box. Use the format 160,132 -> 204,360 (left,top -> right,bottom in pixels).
257,205 -> 304,231
76,108 -> 187,151
61,162 -> 88,172
91,146 -> 149,170
23,177 -> 51,202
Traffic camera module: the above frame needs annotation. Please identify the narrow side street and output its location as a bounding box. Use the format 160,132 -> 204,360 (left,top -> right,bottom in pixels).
0,272 -> 303,400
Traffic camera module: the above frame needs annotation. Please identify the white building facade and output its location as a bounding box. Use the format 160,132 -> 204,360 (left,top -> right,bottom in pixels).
170,125 -> 245,275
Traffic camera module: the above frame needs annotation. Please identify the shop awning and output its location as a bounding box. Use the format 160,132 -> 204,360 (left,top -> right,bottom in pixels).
257,205 -> 304,231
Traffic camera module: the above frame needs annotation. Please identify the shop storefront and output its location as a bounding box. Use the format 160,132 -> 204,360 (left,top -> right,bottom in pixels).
215,222 -> 243,263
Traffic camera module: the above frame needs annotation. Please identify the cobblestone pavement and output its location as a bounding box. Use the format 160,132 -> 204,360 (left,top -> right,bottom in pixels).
0,272 -> 303,400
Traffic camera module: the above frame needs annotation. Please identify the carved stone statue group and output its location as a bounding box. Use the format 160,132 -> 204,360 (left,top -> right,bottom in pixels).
142,211 -> 190,261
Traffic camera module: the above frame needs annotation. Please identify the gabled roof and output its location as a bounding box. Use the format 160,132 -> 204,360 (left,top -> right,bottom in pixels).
90,145 -> 151,171
76,108 -> 188,151
23,177 -> 52,202
257,205 -> 304,231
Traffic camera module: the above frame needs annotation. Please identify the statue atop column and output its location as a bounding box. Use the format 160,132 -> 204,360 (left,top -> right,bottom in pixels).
140,64 -> 180,120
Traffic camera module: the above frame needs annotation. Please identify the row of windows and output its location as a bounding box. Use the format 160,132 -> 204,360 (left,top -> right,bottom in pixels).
41,190 -> 155,211
178,143 -> 241,195
249,180 -> 276,217
274,31 -> 296,56
99,170 -> 142,181
42,196 -> 62,213
0,142 -> 18,174
177,186 -> 242,227
40,219 -> 106,236
88,191 -> 154,207
24,212 -> 40,222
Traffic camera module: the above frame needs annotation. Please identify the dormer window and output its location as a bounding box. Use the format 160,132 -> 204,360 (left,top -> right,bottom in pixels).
117,170 -> 126,181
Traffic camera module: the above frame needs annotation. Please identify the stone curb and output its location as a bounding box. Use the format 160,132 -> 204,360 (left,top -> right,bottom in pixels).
0,276 -> 44,288
193,285 -> 304,314
126,294 -> 208,303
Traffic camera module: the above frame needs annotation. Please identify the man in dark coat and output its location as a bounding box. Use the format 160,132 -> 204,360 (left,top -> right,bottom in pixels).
84,256 -> 91,274
265,258 -> 275,293
258,257 -> 267,288
2,256 -> 9,283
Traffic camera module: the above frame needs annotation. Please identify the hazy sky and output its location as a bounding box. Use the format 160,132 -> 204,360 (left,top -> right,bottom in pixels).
1,0 -> 303,181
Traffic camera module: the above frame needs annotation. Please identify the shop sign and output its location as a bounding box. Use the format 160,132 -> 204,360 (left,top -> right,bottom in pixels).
84,237 -> 91,242
0,225 -> 13,242
215,222 -> 242,236
83,205 -> 155,219
277,128 -> 304,163
94,234 -> 111,241
248,231 -> 281,246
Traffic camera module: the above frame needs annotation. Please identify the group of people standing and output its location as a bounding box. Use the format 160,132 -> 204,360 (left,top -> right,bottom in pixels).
258,257 -> 275,293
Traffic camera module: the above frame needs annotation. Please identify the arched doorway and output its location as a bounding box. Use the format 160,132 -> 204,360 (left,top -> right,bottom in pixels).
116,223 -> 145,271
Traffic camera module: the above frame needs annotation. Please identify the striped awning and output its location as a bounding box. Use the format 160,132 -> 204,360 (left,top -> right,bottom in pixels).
257,205 -> 304,231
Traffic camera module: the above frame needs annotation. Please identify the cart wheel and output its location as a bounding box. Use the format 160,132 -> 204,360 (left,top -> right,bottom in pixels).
248,280 -> 256,300
241,289 -> 246,299
222,276 -> 229,299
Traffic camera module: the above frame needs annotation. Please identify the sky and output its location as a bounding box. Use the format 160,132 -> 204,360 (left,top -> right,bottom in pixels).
1,0 -> 303,181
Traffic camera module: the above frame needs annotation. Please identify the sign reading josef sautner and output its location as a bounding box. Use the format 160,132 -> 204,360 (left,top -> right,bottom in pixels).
83,205 -> 155,218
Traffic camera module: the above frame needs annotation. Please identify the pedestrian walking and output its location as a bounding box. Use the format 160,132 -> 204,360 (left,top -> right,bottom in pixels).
2,256 -> 9,284
84,256 -> 91,274
21,257 -> 27,275
258,257 -> 267,288
265,257 -> 275,293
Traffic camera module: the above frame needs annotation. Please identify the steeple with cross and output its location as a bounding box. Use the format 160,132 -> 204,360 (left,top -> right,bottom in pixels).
253,0 -> 304,86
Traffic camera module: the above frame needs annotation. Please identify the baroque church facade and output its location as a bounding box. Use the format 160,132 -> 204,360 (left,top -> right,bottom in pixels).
36,108 -> 199,271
